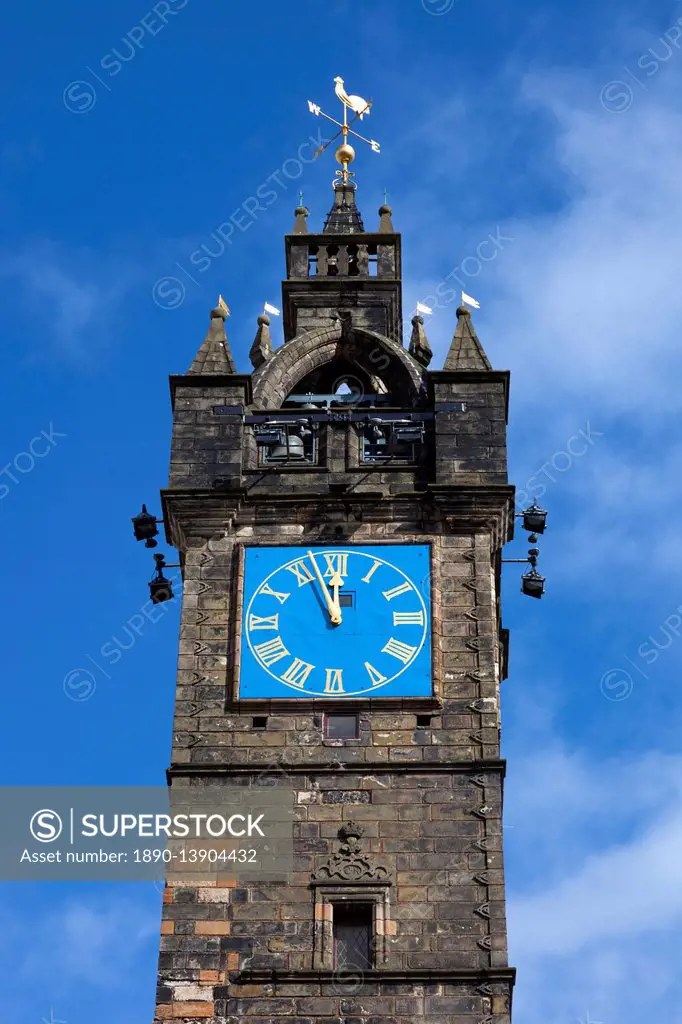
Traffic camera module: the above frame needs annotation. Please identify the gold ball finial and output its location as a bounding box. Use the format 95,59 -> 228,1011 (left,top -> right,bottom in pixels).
335,142 -> 356,167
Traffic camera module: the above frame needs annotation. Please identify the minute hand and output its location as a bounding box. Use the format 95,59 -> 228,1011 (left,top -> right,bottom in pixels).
306,550 -> 341,625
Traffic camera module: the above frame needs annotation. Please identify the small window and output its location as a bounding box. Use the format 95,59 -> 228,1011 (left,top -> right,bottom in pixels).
325,714 -> 358,739
338,591 -> 354,608
252,716 -> 268,730
416,714 -> 432,728
333,903 -> 373,971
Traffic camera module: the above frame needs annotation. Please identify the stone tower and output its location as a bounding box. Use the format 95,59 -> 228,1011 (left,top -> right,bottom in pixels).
154,178 -> 516,1023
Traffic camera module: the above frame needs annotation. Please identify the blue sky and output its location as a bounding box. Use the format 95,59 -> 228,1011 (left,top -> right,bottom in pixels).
2,0 -> 682,1020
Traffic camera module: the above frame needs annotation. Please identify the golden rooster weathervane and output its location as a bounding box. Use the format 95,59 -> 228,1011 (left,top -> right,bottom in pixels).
307,76 -> 381,185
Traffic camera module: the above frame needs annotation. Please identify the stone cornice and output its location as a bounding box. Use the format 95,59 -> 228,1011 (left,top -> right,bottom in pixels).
160,486 -> 515,548
167,759 -> 507,783
232,966 -> 516,986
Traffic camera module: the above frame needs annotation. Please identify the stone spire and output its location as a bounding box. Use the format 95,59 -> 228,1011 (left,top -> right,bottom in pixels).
409,314 -> 432,367
323,180 -> 364,233
188,303 -> 236,374
443,305 -> 492,371
249,313 -> 273,370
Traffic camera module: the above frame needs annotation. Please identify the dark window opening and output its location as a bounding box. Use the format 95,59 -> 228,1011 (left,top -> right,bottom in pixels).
362,420 -> 425,464
255,421 -> 317,466
308,245 -> 318,277
325,714 -> 359,739
252,716 -> 268,730
338,591 -> 355,608
326,244 -> 339,276
416,714 -> 432,728
333,903 -> 373,971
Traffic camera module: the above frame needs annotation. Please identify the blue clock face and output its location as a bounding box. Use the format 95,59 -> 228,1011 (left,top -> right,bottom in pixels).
239,545 -> 432,698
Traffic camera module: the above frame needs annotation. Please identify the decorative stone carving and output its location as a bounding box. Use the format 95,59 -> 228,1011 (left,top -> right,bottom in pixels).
313,822 -> 390,883
468,697 -> 497,713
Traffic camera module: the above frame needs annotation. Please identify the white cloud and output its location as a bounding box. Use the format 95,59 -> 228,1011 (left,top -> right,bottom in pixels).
513,806 -> 682,953
399,61 -> 682,590
409,67 -> 682,416
0,891 -> 159,991
506,745 -> 682,1023
0,241 -> 139,364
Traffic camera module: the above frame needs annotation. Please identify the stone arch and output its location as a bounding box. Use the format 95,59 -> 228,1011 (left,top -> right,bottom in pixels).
251,321 -> 426,409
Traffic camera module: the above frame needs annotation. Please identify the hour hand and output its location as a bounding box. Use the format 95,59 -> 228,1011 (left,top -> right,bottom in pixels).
306,550 -> 341,625
328,571 -> 344,615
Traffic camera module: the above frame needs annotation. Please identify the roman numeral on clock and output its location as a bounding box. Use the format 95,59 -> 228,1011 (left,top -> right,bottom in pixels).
248,614 -> 279,631
382,637 -> 418,664
382,582 -> 412,601
259,583 -> 290,604
393,611 -> 425,626
324,668 -> 344,693
254,636 -> 290,667
280,658 -> 315,687
286,561 -> 315,587
323,553 -> 348,578
364,662 -> 388,686
362,560 -> 381,584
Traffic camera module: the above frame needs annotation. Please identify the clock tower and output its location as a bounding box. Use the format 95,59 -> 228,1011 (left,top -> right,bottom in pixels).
153,174 -> 516,1023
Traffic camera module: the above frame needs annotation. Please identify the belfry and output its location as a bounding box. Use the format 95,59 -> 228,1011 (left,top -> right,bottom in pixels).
153,81 -> 516,1024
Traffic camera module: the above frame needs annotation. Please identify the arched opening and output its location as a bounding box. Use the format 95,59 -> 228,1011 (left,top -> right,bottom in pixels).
281,357 -> 390,410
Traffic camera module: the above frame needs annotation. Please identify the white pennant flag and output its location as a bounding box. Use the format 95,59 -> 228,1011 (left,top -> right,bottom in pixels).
461,291 -> 480,310
416,302 -> 433,316
263,302 -> 280,316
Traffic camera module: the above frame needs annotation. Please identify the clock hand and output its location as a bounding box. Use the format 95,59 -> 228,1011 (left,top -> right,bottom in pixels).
328,571 -> 344,615
306,550 -> 342,625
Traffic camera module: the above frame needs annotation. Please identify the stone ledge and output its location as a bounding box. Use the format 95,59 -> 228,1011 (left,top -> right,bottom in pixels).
167,759 -> 506,780
232,966 -> 516,986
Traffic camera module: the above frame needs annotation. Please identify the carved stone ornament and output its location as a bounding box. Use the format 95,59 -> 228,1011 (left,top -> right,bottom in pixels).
313,822 -> 390,883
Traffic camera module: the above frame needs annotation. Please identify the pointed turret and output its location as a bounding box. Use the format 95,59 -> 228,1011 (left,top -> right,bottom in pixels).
443,305 -> 492,371
409,314 -> 432,367
249,313 -> 273,370
188,303 -> 236,374
323,180 -> 364,233
292,204 -> 309,235
378,203 -> 394,233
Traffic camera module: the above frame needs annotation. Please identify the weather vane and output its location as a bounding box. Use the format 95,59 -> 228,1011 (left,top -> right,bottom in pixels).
307,76 -> 381,185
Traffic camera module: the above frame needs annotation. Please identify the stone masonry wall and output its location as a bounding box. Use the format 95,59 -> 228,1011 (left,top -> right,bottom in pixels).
154,520 -> 512,1023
